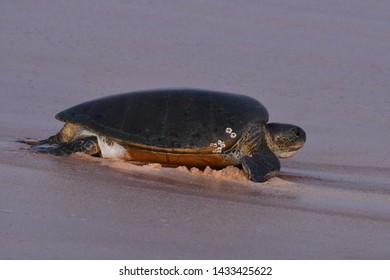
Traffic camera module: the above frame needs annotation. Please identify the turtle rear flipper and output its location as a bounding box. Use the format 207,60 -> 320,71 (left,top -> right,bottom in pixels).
30,136 -> 100,156
18,134 -> 62,145
241,148 -> 280,182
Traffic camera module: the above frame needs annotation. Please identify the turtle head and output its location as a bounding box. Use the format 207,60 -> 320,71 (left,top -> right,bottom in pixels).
265,123 -> 306,158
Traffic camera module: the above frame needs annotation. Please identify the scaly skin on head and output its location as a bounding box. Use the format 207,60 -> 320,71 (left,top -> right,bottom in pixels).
264,123 -> 306,158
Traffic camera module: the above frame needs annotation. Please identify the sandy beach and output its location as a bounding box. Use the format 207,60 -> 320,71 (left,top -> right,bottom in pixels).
1,1 -> 390,259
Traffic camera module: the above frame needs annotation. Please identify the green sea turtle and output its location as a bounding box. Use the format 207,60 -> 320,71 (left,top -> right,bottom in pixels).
23,88 -> 306,182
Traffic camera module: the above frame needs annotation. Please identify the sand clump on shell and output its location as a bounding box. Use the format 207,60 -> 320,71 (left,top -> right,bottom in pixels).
142,163 -> 163,170
142,162 -> 248,182
73,153 -> 247,181
177,165 -> 248,181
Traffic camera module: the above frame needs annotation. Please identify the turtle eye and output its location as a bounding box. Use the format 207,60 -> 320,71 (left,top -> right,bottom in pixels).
291,128 -> 301,137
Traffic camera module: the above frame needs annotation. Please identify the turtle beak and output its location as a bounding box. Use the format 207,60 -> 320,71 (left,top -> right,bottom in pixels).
291,126 -> 306,144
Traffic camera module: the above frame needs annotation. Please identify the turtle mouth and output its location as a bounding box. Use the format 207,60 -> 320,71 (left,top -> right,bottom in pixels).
275,150 -> 298,158
274,140 -> 305,158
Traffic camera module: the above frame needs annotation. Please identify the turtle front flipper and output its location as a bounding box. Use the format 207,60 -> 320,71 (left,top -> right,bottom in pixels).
30,136 -> 100,156
241,148 -> 280,182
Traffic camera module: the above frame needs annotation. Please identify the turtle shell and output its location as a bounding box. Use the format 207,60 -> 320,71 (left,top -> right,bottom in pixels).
56,88 -> 268,150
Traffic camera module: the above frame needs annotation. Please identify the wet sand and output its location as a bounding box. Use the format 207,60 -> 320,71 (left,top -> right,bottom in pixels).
1,1 -> 390,259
